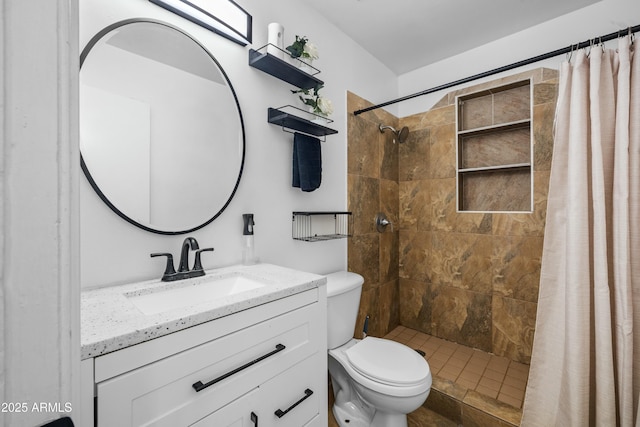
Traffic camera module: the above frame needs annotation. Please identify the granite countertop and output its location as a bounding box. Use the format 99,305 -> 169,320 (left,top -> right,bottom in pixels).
81,263 -> 326,360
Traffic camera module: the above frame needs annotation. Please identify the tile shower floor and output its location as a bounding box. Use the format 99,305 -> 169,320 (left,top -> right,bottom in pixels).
387,326 -> 529,408
329,326 -> 530,426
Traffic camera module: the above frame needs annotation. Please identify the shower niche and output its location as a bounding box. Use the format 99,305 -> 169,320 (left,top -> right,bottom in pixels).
456,79 -> 532,212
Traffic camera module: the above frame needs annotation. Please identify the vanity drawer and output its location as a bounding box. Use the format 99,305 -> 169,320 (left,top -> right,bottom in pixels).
254,352 -> 323,427
190,352 -> 322,427
96,302 -> 321,427
189,387 -> 261,427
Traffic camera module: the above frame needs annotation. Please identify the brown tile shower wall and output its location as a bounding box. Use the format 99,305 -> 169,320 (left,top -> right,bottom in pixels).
398,69 -> 558,364
347,68 -> 558,363
347,91 -> 401,338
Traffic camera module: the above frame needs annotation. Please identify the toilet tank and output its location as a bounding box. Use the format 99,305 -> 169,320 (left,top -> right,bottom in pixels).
325,271 -> 364,349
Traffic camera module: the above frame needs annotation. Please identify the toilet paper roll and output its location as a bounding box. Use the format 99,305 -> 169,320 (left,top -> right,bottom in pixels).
267,23 -> 284,59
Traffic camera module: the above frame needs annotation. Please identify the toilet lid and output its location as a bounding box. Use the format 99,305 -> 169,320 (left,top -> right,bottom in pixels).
345,337 -> 430,386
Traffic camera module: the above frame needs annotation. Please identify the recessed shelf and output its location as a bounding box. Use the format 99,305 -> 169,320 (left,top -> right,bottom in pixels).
268,106 -> 338,137
456,79 -> 533,212
458,80 -> 531,131
459,124 -> 531,169
292,211 -> 352,242
459,163 -> 531,174
457,119 -> 530,136
459,169 -> 532,212
249,45 -> 323,90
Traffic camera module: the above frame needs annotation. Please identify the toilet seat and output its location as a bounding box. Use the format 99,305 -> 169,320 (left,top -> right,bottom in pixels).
345,337 -> 430,387
330,338 -> 432,398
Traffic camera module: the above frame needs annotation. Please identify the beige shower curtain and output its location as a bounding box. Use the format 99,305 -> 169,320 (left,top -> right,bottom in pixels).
521,35 -> 639,426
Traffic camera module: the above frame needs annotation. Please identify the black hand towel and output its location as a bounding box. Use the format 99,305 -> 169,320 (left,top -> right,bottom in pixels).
292,132 -> 322,192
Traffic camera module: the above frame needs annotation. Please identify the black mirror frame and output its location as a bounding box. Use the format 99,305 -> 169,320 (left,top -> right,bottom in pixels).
80,18 -> 246,235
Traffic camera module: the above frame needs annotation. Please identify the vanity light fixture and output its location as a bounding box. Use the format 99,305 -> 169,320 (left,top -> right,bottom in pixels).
149,0 -> 252,46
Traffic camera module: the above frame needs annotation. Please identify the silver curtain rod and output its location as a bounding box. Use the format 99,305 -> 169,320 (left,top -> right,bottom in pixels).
353,24 -> 640,116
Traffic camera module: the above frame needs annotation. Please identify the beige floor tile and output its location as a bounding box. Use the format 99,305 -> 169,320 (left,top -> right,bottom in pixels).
499,383 -> 525,400
450,351 -> 472,365
428,357 -> 446,373
422,344 -> 439,357
457,377 -> 479,390
487,356 -> 510,373
428,337 -> 447,348
483,368 -> 506,382
458,369 -> 481,383
439,368 -> 460,382
478,376 -> 501,392
437,346 -> 456,357
385,327 -> 528,425
465,360 -> 489,375
506,364 -> 529,381
446,355 -> 467,369
508,361 -> 529,373
497,392 -> 523,408
421,336 -> 438,348
431,350 -> 453,363
397,330 -> 411,338
476,384 -> 499,399
470,349 -> 491,362
502,374 -> 527,391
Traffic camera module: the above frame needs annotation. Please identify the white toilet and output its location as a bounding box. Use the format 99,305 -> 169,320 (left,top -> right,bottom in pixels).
326,271 -> 432,427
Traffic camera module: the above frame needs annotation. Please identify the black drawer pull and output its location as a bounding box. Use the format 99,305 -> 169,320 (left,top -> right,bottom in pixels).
192,344 -> 286,392
251,411 -> 258,426
274,388 -> 314,418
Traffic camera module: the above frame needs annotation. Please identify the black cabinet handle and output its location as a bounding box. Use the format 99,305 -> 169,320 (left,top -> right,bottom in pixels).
192,344 -> 286,392
251,411 -> 258,426
274,388 -> 314,418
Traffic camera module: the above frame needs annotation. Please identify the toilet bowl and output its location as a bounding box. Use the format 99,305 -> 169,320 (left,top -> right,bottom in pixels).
325,271 -> 432,427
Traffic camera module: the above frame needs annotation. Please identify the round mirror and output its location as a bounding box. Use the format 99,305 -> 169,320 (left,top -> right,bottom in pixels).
80,19 -> 245,234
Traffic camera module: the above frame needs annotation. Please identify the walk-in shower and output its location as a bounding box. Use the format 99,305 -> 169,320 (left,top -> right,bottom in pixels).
379,123 -> 409,143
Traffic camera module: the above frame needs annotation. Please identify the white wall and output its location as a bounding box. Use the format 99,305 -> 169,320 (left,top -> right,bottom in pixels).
397,0 -> 640,117
1,1 -> 80,426
80,0 -> 398,288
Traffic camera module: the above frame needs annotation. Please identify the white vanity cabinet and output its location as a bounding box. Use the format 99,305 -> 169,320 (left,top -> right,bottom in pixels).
88,288 -> 327,427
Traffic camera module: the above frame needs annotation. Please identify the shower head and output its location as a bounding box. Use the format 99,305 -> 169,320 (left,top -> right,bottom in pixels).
379,123 -> 409,143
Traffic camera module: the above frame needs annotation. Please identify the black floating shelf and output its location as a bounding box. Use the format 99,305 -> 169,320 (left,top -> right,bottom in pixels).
268,107 -> 338,137
249,49 -> 324,89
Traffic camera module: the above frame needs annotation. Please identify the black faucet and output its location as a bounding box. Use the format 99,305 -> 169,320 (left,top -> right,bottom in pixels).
151,237 -> 214,282
178,237 -> 199,273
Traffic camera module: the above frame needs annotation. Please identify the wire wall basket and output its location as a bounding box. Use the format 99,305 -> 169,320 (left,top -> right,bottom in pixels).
292,211 -> 353,242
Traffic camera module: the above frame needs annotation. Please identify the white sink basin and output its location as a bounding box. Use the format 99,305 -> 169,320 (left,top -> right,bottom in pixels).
125,273 -> 268,315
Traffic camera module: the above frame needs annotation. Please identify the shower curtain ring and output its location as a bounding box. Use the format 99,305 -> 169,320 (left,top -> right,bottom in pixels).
586,39 -> 594,57
566,44 -> 574,62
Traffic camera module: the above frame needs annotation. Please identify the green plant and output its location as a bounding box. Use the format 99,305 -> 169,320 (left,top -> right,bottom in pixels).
292,85 -> 333,117
286,35 -> 319,60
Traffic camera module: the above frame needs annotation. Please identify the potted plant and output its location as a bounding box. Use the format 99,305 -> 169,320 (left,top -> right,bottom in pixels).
292,84 -> 334,122
286,35 -> 319,70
